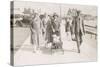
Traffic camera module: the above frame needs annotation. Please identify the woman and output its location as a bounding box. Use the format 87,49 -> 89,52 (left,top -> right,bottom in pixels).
30,13 -> 41,52
45,15 -> 54,44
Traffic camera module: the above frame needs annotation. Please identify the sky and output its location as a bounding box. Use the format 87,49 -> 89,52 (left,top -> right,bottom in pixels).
13,1 -> 97,16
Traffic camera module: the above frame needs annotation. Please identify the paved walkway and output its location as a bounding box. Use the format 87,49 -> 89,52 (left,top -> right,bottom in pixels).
14,23 -> 97,66
14,34 -> 97,66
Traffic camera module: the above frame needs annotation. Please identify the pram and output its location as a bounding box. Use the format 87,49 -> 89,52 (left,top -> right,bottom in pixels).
50,31 -> 64,54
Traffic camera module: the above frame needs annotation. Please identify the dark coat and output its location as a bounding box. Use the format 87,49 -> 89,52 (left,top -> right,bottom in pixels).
71,16 -> 85,44
46,20 -> 53,43
65,21 -> 70,32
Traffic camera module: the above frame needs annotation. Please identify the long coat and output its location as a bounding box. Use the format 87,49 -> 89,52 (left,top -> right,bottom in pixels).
30,20 -> 37,45
30,16 -> 40,46
71,16 -> 85,44
52,18 -> 60,36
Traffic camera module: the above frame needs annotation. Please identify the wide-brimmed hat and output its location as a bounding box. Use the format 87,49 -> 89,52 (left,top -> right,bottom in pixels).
53,13 -> 59,17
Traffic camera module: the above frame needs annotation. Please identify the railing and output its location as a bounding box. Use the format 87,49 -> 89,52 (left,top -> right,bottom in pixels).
84,25 -> 97,39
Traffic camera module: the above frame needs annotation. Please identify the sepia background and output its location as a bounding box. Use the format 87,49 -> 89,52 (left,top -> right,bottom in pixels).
10,1 -> 98,66
0,0 -> 99,67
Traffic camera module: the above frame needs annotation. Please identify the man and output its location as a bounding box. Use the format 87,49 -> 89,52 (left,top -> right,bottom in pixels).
74,10 -> 85,53
75,10 -> 85,44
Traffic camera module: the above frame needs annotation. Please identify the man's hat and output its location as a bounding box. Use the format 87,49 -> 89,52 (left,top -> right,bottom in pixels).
77,10 -> 81,14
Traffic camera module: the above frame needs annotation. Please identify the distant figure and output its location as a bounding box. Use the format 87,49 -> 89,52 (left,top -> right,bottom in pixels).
39,13 -> 47,40
65,16 -> 72,41
60,18 -> 66,42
